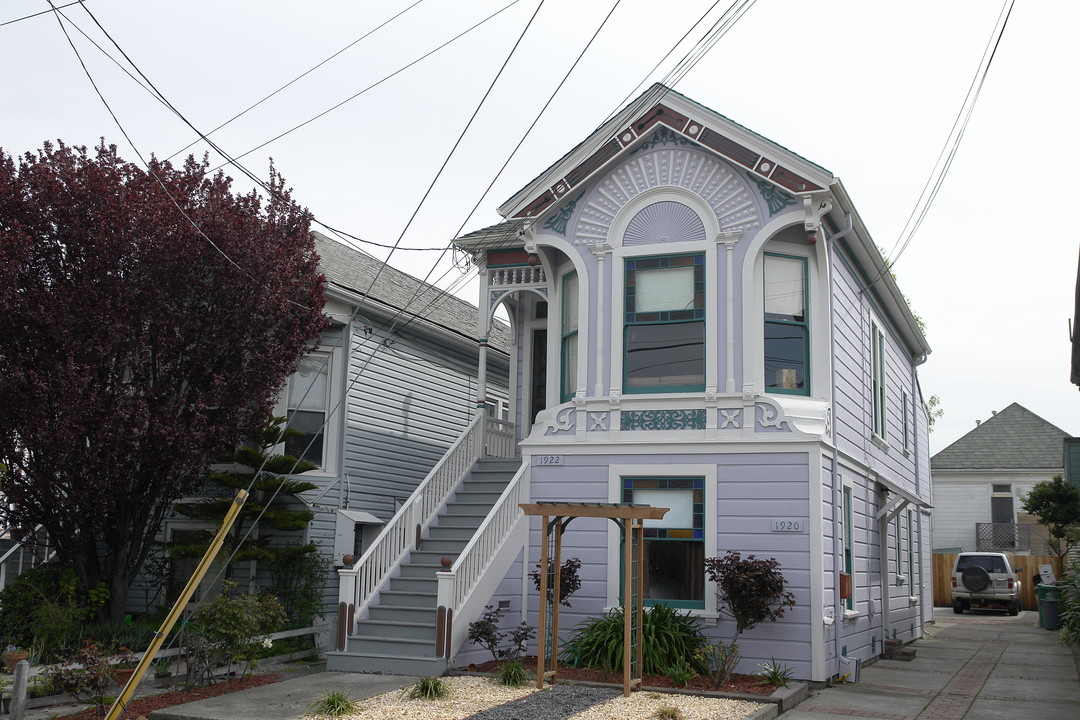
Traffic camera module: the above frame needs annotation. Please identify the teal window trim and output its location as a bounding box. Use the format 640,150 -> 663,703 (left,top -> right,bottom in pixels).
871,322 -> 886,437
561,271 -> 578,403
623,253 -> 705,394
621,476 -> 706,610
843,486 -> 854,610
764,252 -> 810,396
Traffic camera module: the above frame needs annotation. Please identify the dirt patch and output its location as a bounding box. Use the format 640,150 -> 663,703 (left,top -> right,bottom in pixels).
57,673 -> 282,720
465,658 -> 777,696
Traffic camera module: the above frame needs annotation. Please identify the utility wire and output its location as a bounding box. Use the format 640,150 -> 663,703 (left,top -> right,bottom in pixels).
0,0 -> 82,27
165,0 -> 430,162
867,0 -> 1014,293
206,0 -> 523,173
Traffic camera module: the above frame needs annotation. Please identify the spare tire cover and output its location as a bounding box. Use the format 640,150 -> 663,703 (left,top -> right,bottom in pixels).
961,565 -> 991,592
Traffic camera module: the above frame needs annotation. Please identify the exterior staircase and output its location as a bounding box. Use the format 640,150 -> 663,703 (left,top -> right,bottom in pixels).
329,459 -> 519,674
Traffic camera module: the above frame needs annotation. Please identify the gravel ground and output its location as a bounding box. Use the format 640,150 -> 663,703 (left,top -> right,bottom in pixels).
309,676 -> 764,720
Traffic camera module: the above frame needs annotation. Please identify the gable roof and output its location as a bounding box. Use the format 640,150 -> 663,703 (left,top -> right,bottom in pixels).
931,403 -> 1072,471
498,83 -> 835,220
313,232 -> 511,354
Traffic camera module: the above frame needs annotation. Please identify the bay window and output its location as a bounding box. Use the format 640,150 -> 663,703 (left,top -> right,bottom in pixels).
561,272 -> 579,403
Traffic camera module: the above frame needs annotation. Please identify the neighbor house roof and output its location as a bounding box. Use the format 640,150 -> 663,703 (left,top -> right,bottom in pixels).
931,403 -> 1071,471
313,232 -> 511,354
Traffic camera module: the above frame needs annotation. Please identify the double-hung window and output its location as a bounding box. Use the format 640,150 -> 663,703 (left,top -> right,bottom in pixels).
843,485 -> 854,611
624,253 -> 705,392
285,354 -> 329,466
764,253 -> 809,394
871,322 -> 886,437
561,272 -> 579,403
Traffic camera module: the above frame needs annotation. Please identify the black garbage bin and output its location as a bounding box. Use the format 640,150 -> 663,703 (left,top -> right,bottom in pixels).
1041,596 -> 1062,630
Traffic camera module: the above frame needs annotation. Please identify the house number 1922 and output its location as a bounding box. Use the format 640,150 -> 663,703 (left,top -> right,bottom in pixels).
536,455 -> 563,465
771,519 -> 803,532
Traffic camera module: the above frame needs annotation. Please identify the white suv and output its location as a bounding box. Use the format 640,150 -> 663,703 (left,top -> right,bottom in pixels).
951,552 -> 1022,615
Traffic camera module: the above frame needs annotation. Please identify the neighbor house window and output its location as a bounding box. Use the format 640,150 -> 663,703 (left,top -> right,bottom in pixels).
622,477 -> 705,608
561,272 -> 579,403
894,514 -> 902,575
624,254 -> 705,392
871,322 -> 886,437
764,253 -> 809,394
285,354 -> 329,465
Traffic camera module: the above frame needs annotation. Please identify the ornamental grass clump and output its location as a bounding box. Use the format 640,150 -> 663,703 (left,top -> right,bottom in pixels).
561,604 -> 707,674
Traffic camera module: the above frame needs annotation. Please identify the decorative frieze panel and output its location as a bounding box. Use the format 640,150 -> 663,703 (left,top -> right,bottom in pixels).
621,409 -> 707,431
575,148 -> 760,245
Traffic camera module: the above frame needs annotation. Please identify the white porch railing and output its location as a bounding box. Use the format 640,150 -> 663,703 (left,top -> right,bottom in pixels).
0,523 -> 53,594
436,461 -> 528,659
336,412 -> 516,632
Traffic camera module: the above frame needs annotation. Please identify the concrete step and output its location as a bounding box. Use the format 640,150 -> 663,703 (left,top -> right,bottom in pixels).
346,634 -> 436,657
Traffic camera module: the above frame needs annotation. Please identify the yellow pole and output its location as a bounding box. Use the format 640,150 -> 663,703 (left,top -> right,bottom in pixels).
105,489 -> 249,720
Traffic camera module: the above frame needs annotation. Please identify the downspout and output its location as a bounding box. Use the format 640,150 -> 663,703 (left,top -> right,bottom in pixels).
912,344 -> 928,632
827,213 -> 859,680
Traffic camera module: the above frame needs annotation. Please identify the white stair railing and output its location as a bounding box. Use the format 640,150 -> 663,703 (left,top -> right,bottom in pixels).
0,523 -> 52,594
436,461 -> 529,659
337,411 -> 514,631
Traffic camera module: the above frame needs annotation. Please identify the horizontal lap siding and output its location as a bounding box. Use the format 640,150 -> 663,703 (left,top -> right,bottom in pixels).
343,322 -> 505,521
521,452 -> 816,677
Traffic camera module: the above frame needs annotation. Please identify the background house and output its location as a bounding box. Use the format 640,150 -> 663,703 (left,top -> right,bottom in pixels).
930,402 -> 1071,555
334,84 -> 934,683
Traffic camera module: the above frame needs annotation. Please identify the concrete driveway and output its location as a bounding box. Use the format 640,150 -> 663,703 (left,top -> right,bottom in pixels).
786,609 -> 1080,719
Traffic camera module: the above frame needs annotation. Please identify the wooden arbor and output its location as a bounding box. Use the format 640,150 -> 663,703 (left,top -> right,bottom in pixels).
519,502 -> 668,697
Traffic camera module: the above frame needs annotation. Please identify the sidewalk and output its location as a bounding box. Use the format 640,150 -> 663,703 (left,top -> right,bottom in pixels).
785,609 -> 1080,719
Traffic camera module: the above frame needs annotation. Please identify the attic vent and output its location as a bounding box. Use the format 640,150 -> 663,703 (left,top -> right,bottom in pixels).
623,201 -> 706,247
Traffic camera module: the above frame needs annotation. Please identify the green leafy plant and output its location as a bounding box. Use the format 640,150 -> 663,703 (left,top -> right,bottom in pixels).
561,604 -> 707,674
153,657 -> 173,678
307,689 -> 360,717
1022,476 -> 1080,578
495,657 -> 529,687
42,639 -> 119,714
529,557 -> 583,607
404,676 -> 450,700
1056,560 -> 1080,648
704,551 -> 796,641
466,606 -> 535,661
185,580 -> 286,683
696,640 -> 740,687
654,705 -> 683,720
664,658 -> 694,687
756,657 -> 794,687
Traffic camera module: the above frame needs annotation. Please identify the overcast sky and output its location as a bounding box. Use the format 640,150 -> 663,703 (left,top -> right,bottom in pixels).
2,0 -> 1076,455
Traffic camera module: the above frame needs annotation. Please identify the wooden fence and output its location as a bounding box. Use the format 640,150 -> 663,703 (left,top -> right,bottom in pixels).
932,553 -> 1053,610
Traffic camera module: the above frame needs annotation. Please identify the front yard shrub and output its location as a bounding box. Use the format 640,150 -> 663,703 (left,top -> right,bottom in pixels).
185,581 -> 286,683
42,639 -> 118,715
704,551 -> 796,641
562,604 -> 707,674
466,605 -> 535,662
696,640 -> 740,687
1057,560 -> 1080,647
308,690 -> 360,717
529,557 -> 583,607
404,676 -> 450,700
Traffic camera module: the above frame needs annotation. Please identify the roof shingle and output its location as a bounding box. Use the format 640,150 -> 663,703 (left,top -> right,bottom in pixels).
930,403 -> 1072,470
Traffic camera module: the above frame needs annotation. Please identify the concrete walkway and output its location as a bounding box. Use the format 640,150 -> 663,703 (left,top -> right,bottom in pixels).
786,609 -> 1080,720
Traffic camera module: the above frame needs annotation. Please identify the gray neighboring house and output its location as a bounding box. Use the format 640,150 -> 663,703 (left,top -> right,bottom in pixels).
136,231 -> 510,624
930,403 -> 1072,554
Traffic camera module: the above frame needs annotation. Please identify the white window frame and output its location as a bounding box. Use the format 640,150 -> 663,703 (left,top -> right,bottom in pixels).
871,321 -> 887,442
276,345 -> 342,476
606,463 -> 717,617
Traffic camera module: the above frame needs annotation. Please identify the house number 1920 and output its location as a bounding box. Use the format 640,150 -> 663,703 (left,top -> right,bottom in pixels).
771,519 -> 803,532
